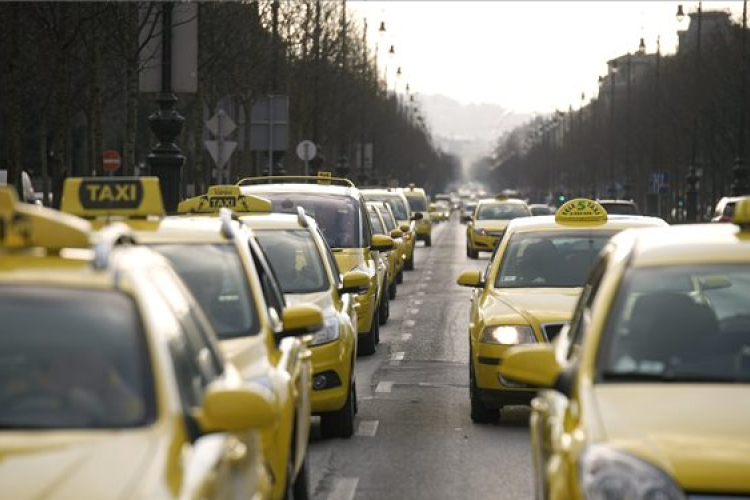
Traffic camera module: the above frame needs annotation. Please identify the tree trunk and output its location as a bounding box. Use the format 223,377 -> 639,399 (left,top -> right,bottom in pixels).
123,2 -> 139,176
5,3 -> 23,194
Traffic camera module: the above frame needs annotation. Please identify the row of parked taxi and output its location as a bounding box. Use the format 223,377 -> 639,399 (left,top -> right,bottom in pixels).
0,173 -> 433,500
456,195 -> 750,498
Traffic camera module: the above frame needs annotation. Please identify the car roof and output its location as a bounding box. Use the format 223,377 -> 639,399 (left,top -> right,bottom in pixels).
240,182 -> 359,199
504,214 -> 667,234
239,212 -> 311,231
127,216 -> 237,244
597,199 -> 637,205
613,223 -> 750,267
477,198 -> 527,205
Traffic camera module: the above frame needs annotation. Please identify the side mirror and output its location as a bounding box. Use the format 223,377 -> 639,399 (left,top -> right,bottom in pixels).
390,229 -> 403,239
198,380 -> 279,432
400,223 -> 410,233
467,219 -> 474,226
340,270 -> 370,294
498,344 -> 562,388
411,212 -> 424,221
281,304 -> 324,337
371,234 -> 394,252
456,270 -> 484,288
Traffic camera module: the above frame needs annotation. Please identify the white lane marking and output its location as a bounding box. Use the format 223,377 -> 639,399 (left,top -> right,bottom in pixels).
417,291 -> 426,296
401,333 -> 412,341
375,381 -> 393,393
403,319 -> 416,328
416,283 -> 427,288
424,276 -> 432,281
391,352 -> 405,362
413,299 -> 423,305
356,420 -> 379,437
328,478 -> 359,500
409,308 -> 420,315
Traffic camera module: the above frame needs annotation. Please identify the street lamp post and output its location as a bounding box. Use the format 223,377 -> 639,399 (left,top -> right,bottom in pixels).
608,60 -> 619,199
732,0 -> 749,195
147,2 -> 185,213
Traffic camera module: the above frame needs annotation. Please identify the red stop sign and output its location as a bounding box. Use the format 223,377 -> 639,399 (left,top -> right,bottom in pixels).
102,150 -> 122,173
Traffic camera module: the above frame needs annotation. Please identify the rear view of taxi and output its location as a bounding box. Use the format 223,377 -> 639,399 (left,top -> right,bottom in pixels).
361,187 -> 418,271
457,199 -> 667,423
238,174 -> 394,356
400,184 -> 432,247
499,199 -> 750,499
0,188 -> 274,500
60,178 -> 321,500
367,201 -> 401,299
466,195 -> 531,259
235,208 -> 368,439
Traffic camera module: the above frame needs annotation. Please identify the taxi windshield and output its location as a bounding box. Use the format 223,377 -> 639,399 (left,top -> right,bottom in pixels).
154,244 -> 260,339
405,195 -> 427,212
476,203 -> 530,220
255,230 -> 329,294
600,265 -> 750,384
258,193 -> 362,249
380,210 -> 397,232
369,211 -> 385,235
495,231 -> 615,288
0,287 -> 154,430
363,194 -> 409,220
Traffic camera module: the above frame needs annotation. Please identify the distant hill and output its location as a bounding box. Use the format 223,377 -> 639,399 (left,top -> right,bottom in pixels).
417,94 -> 532,167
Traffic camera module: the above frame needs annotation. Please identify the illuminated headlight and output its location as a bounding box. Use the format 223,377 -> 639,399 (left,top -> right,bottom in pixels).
579,445 -> 685,500
311,315 -> 340,346
480,325 -> 535,345
474,228 -> 488,236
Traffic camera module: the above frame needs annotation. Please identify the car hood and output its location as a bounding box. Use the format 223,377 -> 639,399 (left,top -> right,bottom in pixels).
473,220 -> 511,232
483,288 -> 581,327
0,430 -> 157,500
593,384 -> 750,492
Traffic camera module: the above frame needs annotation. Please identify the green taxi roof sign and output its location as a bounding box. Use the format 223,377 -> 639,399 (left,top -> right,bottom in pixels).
177,185 -> 273,214
61,177 -> 165,218
555,199 -> 608,223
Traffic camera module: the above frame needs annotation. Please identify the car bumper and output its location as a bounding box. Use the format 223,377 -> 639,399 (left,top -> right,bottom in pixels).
468,233 -> 502,251
473,343 -> 536,405
310,338 -> 353,413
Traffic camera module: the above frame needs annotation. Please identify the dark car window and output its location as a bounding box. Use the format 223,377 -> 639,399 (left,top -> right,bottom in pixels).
601,203 -> 639,215
369,210 -> 385,235
477,203 -> 530,220
0,286 -> 154,429
405,195 -> 427,212
255,230 -> 330,294
363,194 -> 409,220
155,244 -> 260,339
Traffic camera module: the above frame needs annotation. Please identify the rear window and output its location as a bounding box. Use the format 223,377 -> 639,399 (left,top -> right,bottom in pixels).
477,203 -> 530,220
155,244 -> 260,339
405,195 -> 427,212
256,193 -> 363,248
363,194 -> 409,220
369,211 -> 385,235
255,230 -> 329,294
0,287 -> 154,429
601,203 -> 639,215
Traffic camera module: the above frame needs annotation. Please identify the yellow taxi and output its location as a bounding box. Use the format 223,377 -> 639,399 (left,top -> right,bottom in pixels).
60,178 -> 322,500
368,200 -> 407,290
466,195 -> 531,259
361,187 -> 420,271
367,201 -> 401,300
237,174 -> 394,356
456,199 -> 667,423
400,184 -> 432,247
499,198 -> 750,499
0,187 -> 279,500
180,189 -> 369,439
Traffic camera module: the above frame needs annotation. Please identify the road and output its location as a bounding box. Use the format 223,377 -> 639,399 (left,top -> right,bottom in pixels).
307,216 -> 534,500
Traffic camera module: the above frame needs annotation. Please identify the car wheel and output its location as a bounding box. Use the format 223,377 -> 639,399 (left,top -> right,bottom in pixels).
396,269 -> 404,284
282,453 -> 295,500
470,364 -> 500,424
378,293 -> 389,325
425,236 -> 432,247
469,248 -> 479,260
404,256 -> 414,271
292,453 -> 310,500
388,278 -> 397,299
320,381 -> 356,439
357,317 -> 378,355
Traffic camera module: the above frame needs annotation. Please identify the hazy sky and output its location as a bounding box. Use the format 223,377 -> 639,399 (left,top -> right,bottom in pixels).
349,1 -> 745,114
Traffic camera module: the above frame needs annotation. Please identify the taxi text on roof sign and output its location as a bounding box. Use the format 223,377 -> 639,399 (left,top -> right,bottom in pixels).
555,198 -> 608,223
61,177 -> 165,218
0,186 -> 91,250
177,185 -> 273,214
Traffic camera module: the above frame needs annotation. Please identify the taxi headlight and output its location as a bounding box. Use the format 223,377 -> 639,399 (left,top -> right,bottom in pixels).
480,325 -> 535,345
579,445 -> 685,500
311,315 -> 340,346
474,228 -> 488,237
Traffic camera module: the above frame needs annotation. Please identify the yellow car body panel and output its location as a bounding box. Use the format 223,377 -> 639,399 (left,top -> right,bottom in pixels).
505,219 -> 750,499
401,188 -> 432,241
334,248 -> 381,336
360,188 -> 418,268
240,213 -> 357,416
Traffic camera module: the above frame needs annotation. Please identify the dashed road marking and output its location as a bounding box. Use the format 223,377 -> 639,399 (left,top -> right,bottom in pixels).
356,420 -> 379,437
328,478 -> 359,500
424,276 -> 432,281
401,333 -> 412,341
409,308 -> 420,315
391,352 -> 405,362
413,299 -> 423,305
417,291 -> 426,296
375,381 -> 393,393
403,319 -> 416,328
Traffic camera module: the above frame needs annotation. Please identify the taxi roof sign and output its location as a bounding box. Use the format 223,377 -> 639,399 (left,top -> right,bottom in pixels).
177,185 -> 273,214
61,177 -> 165,218
732,197 -> 750,227
555,198 -> 608,223
0,187 -> 91,250
494,194 -> 509,201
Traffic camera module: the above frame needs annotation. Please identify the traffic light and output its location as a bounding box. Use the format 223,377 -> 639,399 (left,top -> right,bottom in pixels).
556,192 -> 566,206
677,196 -> 685,208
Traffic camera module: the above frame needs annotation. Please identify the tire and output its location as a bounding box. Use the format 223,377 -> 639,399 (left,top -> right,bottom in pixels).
470,364 -> 500,424
425,235 -> 432,247
320,381 -> 356,439
468,248 -> 479,260
404,256 -> 414,271
388,278 -> 397,299
282,454 -> 295,500
396,269 -> 404,284
292,454 -> 310,500
357,315 -> 378,355
378,292 -> 389,325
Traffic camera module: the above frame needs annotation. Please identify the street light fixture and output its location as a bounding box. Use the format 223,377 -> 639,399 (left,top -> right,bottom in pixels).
676,4 -> 686,23
638,37 -> 646,55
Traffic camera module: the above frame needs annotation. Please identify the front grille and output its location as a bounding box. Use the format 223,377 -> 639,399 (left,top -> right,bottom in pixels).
542,323 -> 568,342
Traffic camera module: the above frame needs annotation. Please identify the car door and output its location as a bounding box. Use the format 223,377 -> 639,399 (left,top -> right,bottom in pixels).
147,265 -> 266,500
531,253 -> 609,500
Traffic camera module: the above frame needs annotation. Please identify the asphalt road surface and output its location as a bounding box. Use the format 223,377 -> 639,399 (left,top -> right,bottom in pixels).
308,216 -> 534,500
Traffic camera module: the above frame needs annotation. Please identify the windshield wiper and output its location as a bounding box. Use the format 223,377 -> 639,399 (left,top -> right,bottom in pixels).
601,371 -> 743,383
